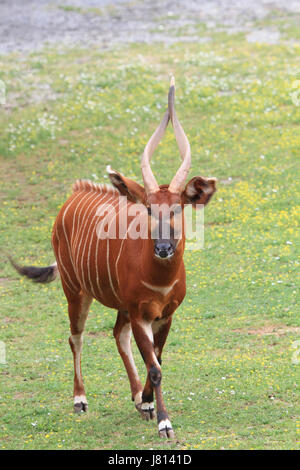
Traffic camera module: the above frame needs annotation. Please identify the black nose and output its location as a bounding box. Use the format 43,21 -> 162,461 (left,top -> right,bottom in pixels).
154,241 -> 174,259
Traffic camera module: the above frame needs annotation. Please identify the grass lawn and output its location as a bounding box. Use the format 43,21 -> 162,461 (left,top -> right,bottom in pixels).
0,24 -> 299,449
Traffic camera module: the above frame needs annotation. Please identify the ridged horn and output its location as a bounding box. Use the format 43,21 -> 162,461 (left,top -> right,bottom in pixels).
168,76 -> 191,194
141,109 -> 170,194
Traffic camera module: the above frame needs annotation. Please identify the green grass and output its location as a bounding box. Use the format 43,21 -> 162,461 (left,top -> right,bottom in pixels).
0,26 -> 299,449
57,5 -> 104,16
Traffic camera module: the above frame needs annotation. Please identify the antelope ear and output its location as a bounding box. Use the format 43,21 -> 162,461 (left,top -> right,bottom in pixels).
182,176 -> 217,207
107,166 -> 146,203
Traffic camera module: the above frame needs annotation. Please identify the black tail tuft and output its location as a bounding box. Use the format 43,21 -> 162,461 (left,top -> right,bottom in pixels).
9,257 -> 59,284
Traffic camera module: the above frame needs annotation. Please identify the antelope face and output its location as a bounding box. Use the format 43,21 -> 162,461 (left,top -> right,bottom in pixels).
108,76 -> 217,259
146,187 -> 182,259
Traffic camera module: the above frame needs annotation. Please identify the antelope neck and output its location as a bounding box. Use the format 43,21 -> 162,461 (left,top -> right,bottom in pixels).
140,238 -> 183,286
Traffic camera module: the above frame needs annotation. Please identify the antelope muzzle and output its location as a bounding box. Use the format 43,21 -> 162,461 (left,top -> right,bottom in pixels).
154,239 -> 176,259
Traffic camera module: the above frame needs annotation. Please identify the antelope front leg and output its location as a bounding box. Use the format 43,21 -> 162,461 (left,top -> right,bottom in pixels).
130,313 -> 174,439
140,316 -> 173,423
113,311 -> 143,408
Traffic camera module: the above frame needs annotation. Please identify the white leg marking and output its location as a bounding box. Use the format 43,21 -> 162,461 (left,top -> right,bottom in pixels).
158,419 -> 172,431
74,394 -> 87,405
137,320 -> 154,343
137,320 -> 160,368
141,401 -> 154,411
134,391 -> 142,406
119,322 -> 140,386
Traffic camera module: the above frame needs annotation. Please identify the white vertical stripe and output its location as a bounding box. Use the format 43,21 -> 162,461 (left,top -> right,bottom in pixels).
74,192 -> 101,270
72,191 -> 96,260
93,194 -> 117,299
61,190 -> 87,276
114,202 -> 136,290
80,191 -> 114,297
69,190 -> 96,276
56,231 -> 78,293
71,191 -> 93,246
105,198 -> 125,304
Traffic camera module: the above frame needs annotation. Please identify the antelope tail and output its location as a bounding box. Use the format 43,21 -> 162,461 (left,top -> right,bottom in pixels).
9,257 -> 60,284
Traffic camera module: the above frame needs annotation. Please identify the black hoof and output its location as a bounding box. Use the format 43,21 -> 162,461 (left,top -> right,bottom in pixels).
74,401 -> 88,413
158,419 -> 174,439
159,427 -> 175,439
135,402 -> 156,421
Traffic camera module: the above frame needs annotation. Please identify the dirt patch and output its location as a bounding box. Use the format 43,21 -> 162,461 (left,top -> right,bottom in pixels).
233,324 -> 300,337
0,0 -> 299,56
87,330 -> 108,337
0,278 -> 13,286
2,316 -> 21,324
246,29 -> 281,44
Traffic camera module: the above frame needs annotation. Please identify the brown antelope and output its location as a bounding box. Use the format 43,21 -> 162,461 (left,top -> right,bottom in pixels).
11,77 -> 216,438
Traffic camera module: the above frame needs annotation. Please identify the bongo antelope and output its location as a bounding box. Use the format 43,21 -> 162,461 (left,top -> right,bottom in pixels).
11,78 -> 217,438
